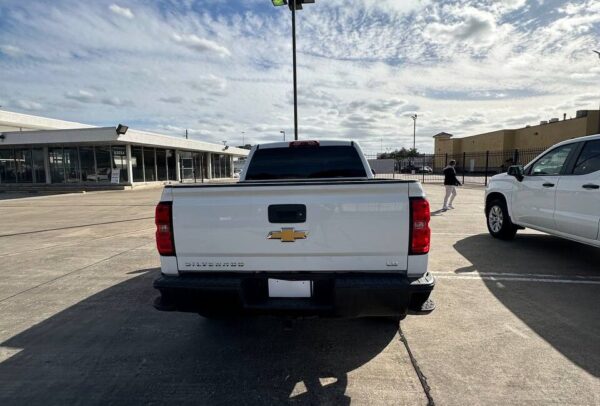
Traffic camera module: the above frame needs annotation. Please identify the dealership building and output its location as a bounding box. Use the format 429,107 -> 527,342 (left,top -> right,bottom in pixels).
0,110 -> 248,187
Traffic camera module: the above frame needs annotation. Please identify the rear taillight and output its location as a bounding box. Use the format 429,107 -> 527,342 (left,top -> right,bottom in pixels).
409,198 -> 430,255
155,201 -> 175,256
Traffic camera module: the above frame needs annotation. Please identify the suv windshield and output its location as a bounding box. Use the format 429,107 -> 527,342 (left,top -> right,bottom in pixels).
244,145 -> 367,180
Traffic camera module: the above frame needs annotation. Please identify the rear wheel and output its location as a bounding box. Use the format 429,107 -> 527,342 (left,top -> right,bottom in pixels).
486,199 -> 517,240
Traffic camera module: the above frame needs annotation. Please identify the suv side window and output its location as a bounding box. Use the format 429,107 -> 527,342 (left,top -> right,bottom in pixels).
528,144 -> 574,176
572,140 -> 600,175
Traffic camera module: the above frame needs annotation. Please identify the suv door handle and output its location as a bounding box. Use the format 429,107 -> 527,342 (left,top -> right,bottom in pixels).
542,183 -> 555,188
582,184 -> 599,190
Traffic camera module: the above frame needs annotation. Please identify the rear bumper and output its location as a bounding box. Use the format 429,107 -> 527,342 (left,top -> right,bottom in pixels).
153,271 -> 435,318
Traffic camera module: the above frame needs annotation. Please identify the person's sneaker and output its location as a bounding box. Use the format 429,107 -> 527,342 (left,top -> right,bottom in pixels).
442,206 -> 448,211
448,205 -> 455,209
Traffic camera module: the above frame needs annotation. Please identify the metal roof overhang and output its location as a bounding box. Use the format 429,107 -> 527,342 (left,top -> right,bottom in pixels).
0,127 -> 249,157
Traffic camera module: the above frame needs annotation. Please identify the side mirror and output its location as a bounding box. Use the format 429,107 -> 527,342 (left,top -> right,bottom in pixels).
507,165 -> 524,181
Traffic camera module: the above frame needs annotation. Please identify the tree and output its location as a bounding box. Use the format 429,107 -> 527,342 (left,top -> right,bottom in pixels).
377,147 -> 422,159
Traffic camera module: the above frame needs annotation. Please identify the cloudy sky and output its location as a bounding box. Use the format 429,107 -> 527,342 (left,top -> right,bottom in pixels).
0,0 -> 598,153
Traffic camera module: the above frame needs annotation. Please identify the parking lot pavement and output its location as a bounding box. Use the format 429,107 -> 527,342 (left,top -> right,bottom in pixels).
0,185 -> 598,405
0,188 -> 426,405
403,185 -> 600,405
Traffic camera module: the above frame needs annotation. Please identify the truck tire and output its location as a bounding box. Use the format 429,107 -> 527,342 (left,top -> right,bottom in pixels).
486,198 -> 517,240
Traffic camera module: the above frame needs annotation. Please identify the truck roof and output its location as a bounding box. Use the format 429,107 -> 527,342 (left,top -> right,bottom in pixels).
256,140 -> 355,149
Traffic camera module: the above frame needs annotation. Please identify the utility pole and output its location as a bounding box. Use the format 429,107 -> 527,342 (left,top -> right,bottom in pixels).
185,129 -> 188,139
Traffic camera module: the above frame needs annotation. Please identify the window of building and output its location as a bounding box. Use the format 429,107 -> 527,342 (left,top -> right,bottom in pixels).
112,146 -> 128,183
0,149 -> 17,183
156,149 -> 167,181
14,148 -> 33,183
95,146 -> 112,183
166,150 -> 176,181
32,148 -> 45,183
131,147 -> 144,182
79,146 -> 96,182
144,147 -> 156,182
63,147 -> 80,183
49,148 -> 65,183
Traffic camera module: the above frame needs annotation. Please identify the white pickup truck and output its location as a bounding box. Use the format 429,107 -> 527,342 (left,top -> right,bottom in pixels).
153,140 -> 435,319
485,134 -> 600,247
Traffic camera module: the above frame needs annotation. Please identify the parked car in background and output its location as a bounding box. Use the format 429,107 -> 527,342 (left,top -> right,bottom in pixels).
485,134 -> 600,247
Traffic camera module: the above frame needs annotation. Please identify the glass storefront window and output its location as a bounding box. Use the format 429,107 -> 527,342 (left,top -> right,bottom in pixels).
156,149 -> 167,181
32,148 -> 45,183
49,148 -> 65,183
144,147 -> 156,182
14,149 -> 33,183
193,152 -> 204,181
131,147 -> 144,182
95,146 -> 112,183
112,146 -> 128,183
0,149 -> 17,183
63,147 -> 80,183
166,150 -> 176,181
79,147 -> 95,182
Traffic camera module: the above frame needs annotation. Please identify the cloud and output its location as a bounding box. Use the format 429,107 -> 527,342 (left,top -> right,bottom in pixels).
172,34 -> 231,57
0,0 -> 598,152
109,4 -> 134,19
15,100 -> 43,111
189,75 -> 228,96
65,90 -> 95,103
425,8 -> 500,47
159,96 -> 184,104
0,44 -> 24,57
101,97 -> 133,107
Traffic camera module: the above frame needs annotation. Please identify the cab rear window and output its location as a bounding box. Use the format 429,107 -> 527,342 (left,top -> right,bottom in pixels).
244,145 -> 367,180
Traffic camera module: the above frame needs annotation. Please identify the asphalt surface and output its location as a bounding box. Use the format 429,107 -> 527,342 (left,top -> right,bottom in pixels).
0,185 -> 598,405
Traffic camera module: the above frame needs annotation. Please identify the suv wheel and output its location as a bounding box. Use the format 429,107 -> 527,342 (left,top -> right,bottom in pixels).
486,199 -> 517,240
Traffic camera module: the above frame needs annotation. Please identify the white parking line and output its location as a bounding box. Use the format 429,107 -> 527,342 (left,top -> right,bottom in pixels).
434,271 -> 600,280
434,274 -> 600,285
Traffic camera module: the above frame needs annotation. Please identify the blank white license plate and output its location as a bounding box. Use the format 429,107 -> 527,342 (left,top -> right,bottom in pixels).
268,279 -> 312,298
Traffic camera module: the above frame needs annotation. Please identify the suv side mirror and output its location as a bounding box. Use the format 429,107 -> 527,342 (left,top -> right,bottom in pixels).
507,165 -> 524,181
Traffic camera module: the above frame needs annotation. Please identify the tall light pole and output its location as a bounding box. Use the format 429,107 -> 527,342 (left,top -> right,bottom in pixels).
280,130 -> 286,141
241,131 -> 245,146
410,114 -> 418,151
272,0 -> 316,141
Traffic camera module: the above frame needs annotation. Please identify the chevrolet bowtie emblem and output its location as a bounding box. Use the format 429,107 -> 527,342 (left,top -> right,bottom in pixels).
268,228 -> 308,242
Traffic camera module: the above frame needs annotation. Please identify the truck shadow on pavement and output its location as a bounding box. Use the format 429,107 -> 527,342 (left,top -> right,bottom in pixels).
454,233 -> 600,377
0,268 -> 398,405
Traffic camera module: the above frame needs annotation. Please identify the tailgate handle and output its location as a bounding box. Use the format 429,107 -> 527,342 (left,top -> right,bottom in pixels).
268,204 -> 306,223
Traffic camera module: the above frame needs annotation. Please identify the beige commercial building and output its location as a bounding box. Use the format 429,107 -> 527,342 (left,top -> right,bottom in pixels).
434,109 -> 600,156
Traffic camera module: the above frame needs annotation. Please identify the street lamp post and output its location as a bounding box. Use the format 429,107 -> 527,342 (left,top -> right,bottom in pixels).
280,130 -> 286,141
241,131 -> 245,146
272,0 -> 316,141
410,114 -> 418,151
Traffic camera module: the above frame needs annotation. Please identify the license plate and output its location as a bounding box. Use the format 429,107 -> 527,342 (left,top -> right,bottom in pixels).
268,279 -> 312,298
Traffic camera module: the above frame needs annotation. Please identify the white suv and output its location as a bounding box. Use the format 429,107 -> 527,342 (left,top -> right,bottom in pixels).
485,134 -> 600,247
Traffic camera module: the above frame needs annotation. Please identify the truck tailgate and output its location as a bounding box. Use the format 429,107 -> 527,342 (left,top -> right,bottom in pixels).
171,181 -> 411,272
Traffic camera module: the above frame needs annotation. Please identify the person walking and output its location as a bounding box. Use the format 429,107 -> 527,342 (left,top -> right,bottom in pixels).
443,160 -> 461,210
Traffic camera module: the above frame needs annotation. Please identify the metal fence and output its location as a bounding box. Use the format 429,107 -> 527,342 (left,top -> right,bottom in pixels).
366,148 -> 546,186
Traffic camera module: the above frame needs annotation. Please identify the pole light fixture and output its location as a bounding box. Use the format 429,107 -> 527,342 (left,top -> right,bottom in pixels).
116,124 -> 129,135
280,130 -> 286,141
271,0 -> 317,141
410,114 -> 418,151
